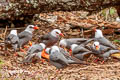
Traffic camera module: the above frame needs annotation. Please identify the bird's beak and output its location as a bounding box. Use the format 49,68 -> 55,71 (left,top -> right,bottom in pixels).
59,33 -> 64,37
41,49 -> 49,59
93,28 -> 96,32
34,26 -> 39,29
95,45 -> 99,50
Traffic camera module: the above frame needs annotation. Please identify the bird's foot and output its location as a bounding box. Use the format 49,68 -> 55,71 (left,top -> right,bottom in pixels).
24,45 -> 29,49
29,41 -> 32,46
20,49 -> 26,54
101,60 -> 105,64
93,58 -> 100,63
14,52 -> 18,56
40,59 -> 45,63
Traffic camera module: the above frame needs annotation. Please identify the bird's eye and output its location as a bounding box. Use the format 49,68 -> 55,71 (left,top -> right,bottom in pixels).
29,26 -> 33,28
56,32 -> 59,34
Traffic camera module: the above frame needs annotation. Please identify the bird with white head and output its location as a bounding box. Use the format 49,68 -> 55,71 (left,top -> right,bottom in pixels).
94,29 -> 117,49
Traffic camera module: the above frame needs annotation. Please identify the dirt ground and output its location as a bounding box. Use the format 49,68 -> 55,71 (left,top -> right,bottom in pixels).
0,9 -> 120,80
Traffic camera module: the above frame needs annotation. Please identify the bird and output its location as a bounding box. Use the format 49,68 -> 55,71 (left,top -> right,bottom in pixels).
5,30 -> 19,55
90,41 -> 120,64
59,38 -> 93,55
70,44 -> 92,61
18,25 -> 39,52
40,29 -> 64,48
94,29 -> 117,49
43,46 -> 87,69
22,43 -> 46,63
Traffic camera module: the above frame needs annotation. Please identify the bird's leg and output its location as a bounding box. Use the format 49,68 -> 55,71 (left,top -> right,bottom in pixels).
14,52 -> 18,56
40,59 -> 45,63
101,60 -> 105,64
20,48 -> 26,54
56,69 -> 62,74
13,49 -> 19,56
69,49 -> 72,56
24,45 -> 29,49
29,41 -> 32,46
93,58 -> 100,63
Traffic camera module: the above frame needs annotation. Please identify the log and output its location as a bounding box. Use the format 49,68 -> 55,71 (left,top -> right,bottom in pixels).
0,0 -> 120,27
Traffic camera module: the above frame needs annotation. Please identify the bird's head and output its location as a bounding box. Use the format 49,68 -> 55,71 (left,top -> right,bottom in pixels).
25,25 -> 39,33
71,44 -> 78,51
59,39 -> 67,48
94,29 -> 103,38
51,29 -> 64,37
10,30 -> 17,36
93,41 -> 100,50
51,46 -> 60,52
39,43 -> 46,49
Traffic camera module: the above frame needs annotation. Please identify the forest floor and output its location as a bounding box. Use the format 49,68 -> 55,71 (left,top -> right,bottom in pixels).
0,8 -> 120,80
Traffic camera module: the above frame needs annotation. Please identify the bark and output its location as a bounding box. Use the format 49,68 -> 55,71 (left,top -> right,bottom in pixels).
0,0 -> 120,27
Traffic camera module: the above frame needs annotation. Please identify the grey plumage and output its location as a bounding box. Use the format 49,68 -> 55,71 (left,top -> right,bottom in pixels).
91,41 -> 120,61
18,25 -> 38,48
48,46 -> 87,69
71,44 -> 92,60
49,48 -> 69,69
59,38 -> 93,49
5,30 -> 19,52
40,29 -> 63,47
40,32 -> 59,47
94,29 -> 117,49
59,48 -> 87,64
18,31 -> 32,48
23,43 -> 45,63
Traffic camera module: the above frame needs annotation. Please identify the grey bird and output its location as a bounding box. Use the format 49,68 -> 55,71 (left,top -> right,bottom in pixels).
94,29 -> 117,49
23,43 -> 46,63
59,47 -> 87,64
59,38 -> 93,50
91,41 -> 120,63
70,44 -> 92,61
40,29 -> 64,47
48,46 -> 69,69
5,30 -> 19,55
46,46 -> 87,69
18,25 -> 39,50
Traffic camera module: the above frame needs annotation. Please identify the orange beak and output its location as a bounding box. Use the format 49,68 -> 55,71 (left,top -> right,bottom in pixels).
59,33 -> 64,37
93,28 -> 96,32
69,49 -> 72,56
41,49 -> 49,59
29,41 -> 32,46
96,45 -> 99,50
33,26 -> 39,29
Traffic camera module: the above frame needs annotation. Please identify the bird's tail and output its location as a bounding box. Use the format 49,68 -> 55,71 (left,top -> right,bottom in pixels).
22,54 -> 36,63
68,56 -> 89,65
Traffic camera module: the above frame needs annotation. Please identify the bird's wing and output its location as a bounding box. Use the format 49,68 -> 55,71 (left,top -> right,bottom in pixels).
59,48 -> 87,64
23,53 -> 36,63
40,33 -> 50,40
50,51 -> 69,65
74,51 -> 92,60
18,31 -> 32,39
26,44 -> 43,56
73,46 -> 90,54
97,37 -> 117,49
67,38 -> 88,45
11,35 -> 19,44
